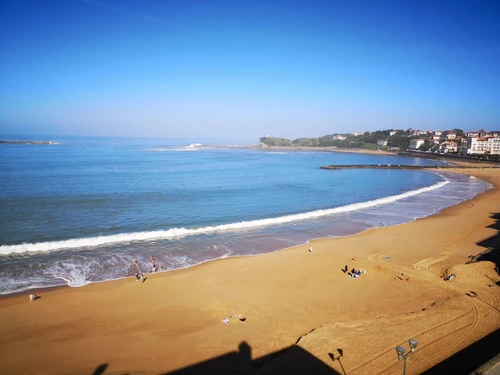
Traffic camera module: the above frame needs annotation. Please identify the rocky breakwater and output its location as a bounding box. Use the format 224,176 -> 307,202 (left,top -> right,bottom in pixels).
0,140 -> 57,145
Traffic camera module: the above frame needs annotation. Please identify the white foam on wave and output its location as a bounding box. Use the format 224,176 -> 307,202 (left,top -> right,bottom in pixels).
51,262 -> 90,287
0,180 -> 449,255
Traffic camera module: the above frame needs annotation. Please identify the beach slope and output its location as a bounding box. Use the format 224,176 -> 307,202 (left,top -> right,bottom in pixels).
0,167 -> 499,375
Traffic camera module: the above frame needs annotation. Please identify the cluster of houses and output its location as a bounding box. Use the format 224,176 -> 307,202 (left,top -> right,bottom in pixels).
373,130 -> 500,156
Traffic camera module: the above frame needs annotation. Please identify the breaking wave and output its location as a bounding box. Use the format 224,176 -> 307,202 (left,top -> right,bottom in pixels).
0,180 -> 449,255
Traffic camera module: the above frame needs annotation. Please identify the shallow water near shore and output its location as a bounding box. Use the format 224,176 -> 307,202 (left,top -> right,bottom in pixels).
0,137 -> 491,294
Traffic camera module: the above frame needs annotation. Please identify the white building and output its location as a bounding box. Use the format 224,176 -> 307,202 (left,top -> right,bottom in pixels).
467,136 -> 500,155
409,139 -> 425,150
439,141 -> 457,153
410,130 -> 429,136
466,131 -> 487,138
377,139 -> 388,146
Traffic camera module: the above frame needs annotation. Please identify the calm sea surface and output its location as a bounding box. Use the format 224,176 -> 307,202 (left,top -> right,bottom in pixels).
0,136 -> 490,295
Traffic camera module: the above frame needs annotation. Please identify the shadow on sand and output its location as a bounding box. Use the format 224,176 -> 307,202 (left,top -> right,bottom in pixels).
421,329 -> 500,375
91,341 -> 342,375
468,212 -> 500,279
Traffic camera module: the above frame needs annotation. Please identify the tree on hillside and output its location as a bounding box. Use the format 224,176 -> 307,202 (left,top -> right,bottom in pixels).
418,139 -> 433,151
293,137 -> 318,147
317,135 -> 336,147
388,133 -> 410,149
259,136 -> 293,147
392,129 -> 406,135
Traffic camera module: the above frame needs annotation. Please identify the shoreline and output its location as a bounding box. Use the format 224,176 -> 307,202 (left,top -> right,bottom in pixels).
0,164 -> 499,374
0,168 -> 490,297
206,144 -> 396,155
211,144 -> 500,165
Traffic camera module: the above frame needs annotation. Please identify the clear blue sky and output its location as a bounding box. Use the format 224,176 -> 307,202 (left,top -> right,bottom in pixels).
1,0 -> 499,141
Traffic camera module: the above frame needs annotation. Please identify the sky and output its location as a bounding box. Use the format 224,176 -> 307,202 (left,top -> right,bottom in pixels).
0,0 -> 499,141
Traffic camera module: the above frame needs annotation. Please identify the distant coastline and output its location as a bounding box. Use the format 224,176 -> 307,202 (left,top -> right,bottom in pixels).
0,140 -> 57,145
220,144 -> 500,164
204,144 -> 395,155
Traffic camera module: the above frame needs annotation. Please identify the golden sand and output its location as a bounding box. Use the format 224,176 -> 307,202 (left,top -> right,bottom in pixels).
1,166 -> 499,375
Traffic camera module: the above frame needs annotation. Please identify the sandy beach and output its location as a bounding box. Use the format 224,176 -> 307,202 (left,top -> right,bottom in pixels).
1,166 -> 499,375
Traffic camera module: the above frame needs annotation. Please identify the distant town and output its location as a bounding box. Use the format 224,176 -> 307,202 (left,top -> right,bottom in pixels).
260,129 -> 500,160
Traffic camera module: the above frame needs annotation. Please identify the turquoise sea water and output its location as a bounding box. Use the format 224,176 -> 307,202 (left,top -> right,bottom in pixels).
0,136 -> 491,294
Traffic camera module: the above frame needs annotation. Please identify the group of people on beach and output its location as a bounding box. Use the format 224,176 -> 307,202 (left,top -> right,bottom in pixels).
342,264 -> 366,279
349,268 -> 366,278
131,256 -> 162,282
395,273 -> 410,281
341,256 -> 367,279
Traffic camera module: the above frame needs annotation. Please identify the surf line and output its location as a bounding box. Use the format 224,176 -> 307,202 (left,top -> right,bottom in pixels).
0,180 -> 449,255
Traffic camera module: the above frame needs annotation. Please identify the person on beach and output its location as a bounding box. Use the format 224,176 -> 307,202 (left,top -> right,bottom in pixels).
130,257 -> 139,276
444,273 -> 456,281
309,246 -> 313,252
151,257 -> 156,273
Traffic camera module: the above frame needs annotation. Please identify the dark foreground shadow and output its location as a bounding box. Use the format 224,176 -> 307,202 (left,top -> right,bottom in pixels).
164,341 -> 340,375
91,341 -> 341,375
421,329 -> 500,375
92,363 -> 108,375
469,213 -> 500,277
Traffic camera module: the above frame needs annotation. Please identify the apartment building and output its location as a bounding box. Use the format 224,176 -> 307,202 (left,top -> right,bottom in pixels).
466,136 -> 500,155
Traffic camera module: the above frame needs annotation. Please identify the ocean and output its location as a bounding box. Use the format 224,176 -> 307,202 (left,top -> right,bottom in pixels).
0,136 -> 491,295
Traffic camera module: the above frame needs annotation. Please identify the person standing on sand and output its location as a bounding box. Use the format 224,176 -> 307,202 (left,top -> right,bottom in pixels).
151,257 -> 157,273
130,257 -> 139,276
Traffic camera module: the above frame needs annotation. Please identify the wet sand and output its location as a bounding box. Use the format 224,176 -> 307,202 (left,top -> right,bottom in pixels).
0,166 -> 499,375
